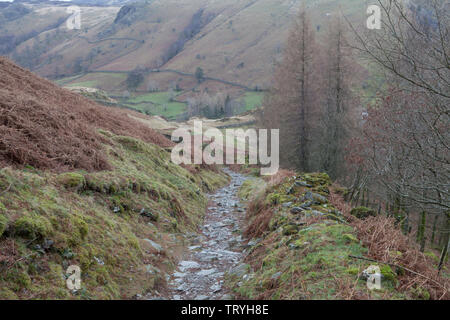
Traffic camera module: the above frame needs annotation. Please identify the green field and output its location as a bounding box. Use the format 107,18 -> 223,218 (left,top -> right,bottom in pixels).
243,91 -> 264,111
56,72 -> 127,90
123,92 -> 187,120
128,92 -> 174,104
65,80 -> 99,88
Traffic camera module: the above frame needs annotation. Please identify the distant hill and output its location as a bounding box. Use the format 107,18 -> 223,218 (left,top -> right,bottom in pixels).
3,0 -> 369,90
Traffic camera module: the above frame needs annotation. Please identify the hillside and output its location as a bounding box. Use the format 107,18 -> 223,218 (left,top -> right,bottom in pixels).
0,0 -> 372,121
230,172 -> 449,299
0,57 -> 172,171
0,57 -> 229,299
4,0 -> 368,90
0,58 -> 447,301
1,0 -> 448,303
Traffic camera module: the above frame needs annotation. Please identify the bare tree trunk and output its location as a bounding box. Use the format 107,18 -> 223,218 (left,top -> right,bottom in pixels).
438,212 -> 449,272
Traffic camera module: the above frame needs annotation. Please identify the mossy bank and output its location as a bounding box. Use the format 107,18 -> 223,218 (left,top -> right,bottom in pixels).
0,131 -> 228,299
226,173 -> 410,299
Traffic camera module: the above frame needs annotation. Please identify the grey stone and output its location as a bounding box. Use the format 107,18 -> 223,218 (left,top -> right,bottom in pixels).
295,181 -> 312,187
290,207 -> 304,214
210,284 -> 222,293
143,239 -> 163,253
140,208 -> 158,221
145,265 -> 161,274
176,283 -> 188,292
248,238 -> 261,246
229,263 -> 250,277
197,268 -> 217,277
179,260 -> 200,270
271,272 -> 282,280
300,200 -> 315,209
93,256 -> 105,265
309,210 -> 326,217
42,239 -> 54,250
303,191 -> 327,204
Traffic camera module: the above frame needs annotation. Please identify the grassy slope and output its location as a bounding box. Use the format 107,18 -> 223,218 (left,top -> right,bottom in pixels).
0,131 -> 228,299
9,0 -> 370,118
160,0 -> 367,88
227,173 -> 410,300
8,0 -> 367,88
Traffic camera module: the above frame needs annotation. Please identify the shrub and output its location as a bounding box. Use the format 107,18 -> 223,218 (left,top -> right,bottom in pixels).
350,206 -> 376,219
56,172 -> 85,189
14,214 -> 53,239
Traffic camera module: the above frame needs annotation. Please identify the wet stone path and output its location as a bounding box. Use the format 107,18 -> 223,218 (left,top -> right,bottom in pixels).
168,168 -> 248,300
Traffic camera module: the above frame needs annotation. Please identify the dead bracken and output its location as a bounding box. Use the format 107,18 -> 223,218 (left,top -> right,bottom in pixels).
0,57 -> 173,172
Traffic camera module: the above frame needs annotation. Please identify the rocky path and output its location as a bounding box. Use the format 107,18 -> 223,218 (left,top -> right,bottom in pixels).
167,168 -> 248,300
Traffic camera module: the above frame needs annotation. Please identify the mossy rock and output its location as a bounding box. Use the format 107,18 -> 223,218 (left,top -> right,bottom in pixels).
324,213 -> 346,224
267,193 -> 288,205
269,214 -> 289,231
346,267 -> 360,275
350,206 -> 376,219
343,233 -> 359,243
57,172 -> 86,190
303,173 -> 331,187
379,264 -> 397,282
0,214 -> 8,237
14,214 -> 53,239
313,185 -> 330,195
282,224 -> 299,236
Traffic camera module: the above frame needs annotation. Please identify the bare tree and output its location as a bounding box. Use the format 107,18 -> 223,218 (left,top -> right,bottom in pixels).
262,8 -> 318,171
346,0 -> 449,259
319,17 -> 358,179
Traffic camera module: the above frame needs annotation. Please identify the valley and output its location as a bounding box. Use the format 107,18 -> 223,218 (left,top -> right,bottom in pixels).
0,0 -> 448,303
1,0 -> 370,119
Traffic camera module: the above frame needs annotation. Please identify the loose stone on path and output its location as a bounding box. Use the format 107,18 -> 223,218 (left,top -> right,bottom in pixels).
165,168 -> 248,300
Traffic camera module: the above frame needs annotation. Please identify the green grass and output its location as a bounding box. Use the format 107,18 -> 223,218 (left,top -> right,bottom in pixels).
55,75 -> 85,86
66,80 -> 99,88
56,72 -> 127,90
243,92 -> 264,111
0,131 -> 228,299
226,172 -> 409,300
123,92 -> 187,120
128,92 -> 173,104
